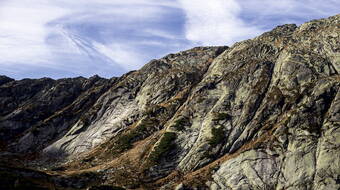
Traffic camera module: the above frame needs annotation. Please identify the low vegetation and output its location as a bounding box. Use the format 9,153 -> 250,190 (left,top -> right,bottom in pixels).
149,132 -> 177,163
212,112 -> 232,121
115,118 -> 158,152
208,127 -> 225,146
171,117 -> 189,131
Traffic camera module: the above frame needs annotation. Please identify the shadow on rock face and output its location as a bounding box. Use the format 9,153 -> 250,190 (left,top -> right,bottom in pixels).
0,166 -> 54,190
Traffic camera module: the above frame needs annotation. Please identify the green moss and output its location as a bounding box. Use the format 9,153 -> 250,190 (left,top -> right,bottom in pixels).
212,113 -> 232,121
116,132 -> 137,151
208,127 -> 225,146
171,117 -> 188,131
115,118 -> 158,152
149,132 -> 177,163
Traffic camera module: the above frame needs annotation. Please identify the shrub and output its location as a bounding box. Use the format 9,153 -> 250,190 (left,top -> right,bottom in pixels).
212,113 -> 231,121
149,132 -> 177,163
171,117 -> 188,131
116,131 -> 138,151
197,97 -> 205,103
208,127 -> 225,146
116,118 -> 158,152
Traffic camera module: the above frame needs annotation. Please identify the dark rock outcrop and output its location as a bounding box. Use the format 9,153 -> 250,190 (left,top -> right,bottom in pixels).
0,75 -> 14,86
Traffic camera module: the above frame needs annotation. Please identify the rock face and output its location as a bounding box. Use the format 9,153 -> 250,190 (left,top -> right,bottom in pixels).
0,15 -> 339,190
0,76 -> 116,152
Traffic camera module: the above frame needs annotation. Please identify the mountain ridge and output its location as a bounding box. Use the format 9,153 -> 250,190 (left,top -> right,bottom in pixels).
0,14 -> 339,190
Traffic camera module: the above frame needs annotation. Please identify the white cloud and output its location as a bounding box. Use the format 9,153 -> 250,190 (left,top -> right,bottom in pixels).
177,0 -> 262,46
177,0 -> 340,46
0,0 -> 69,65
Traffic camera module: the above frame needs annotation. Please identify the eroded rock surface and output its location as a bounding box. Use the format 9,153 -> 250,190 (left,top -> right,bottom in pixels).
0,15 -> 339,190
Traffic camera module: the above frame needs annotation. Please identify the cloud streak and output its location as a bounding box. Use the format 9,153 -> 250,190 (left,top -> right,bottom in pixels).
0,0 -> 189,78
0,0 -> 339,79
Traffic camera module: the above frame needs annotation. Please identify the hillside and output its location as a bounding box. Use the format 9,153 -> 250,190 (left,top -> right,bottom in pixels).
0,14 -> 339,190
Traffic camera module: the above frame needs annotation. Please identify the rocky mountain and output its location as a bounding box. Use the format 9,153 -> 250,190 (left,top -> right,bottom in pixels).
0,15 -> 339,190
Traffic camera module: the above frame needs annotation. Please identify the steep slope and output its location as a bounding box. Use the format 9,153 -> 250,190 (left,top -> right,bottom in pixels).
0,15 -> 339,190
42,46 -> 227,158
0,76 -> 117,153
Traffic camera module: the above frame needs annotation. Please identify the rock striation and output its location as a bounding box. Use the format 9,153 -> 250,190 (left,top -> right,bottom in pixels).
0,15 -> 339,190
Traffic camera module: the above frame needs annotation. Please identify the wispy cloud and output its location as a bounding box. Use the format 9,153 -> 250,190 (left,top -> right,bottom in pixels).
0,0 -> 67,66
178,0 -> 262,46
0,0 -> 338,79
178,0 -> 340,46
0,0 -> 189,78
238,0 -> 340,28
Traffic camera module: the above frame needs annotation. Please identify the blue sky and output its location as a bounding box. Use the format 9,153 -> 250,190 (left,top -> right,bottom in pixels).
0,0 -> 339,79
